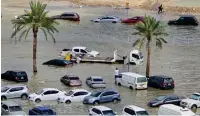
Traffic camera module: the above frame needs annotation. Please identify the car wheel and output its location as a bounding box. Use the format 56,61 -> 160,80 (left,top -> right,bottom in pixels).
113,98 -> 118,103
65,100 -> 71,104
1,96 -> 7,101
93,101 -> 99,105
94,21 -> 98,23
129,86 -> 133,89
191,105 -> 197,113
35,99 -> 41,103
112,21 -> 117,23
118,83 -> 121,86
21,94 -> 28,100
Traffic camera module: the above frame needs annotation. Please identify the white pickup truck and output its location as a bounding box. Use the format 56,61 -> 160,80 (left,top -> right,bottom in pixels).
180,92 -> 200,112
60,46 -> 100,57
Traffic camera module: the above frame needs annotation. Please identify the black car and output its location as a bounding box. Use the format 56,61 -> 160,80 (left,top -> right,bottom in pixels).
43,59 -> 73,66
148,75 -> 174,90
168,15 -> 198,26
148,95 -> 182,107
1,70 -> 28,82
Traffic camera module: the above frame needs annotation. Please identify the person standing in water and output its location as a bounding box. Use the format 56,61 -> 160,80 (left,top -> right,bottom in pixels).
115,68 -> 119,80
158,4 -> 163,14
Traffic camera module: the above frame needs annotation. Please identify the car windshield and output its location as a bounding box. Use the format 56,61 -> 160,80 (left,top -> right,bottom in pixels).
64,60 -> 71,64
164,78 -> 173,83
36,89 -> 44,95
85,48 -> 91,52
190,94 -> 200,100
102,110 -> 116,115
1,87 -> 9,92
93,78 -> 103,82
156,96 -> 166,101
9,106 -> 22,112
65,91 -> 74,96
16,72 -> 26,76
136,111 -> 149,115
137,77 -> 147,83
90,91 -> 102,97
69,77 -> 79,80
43,110 -> 55,115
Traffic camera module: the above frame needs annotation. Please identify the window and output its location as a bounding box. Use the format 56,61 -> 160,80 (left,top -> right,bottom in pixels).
137,77 -> 147,83
124,108 -> 136,115
80,49 -> 87,53
132,54 -> 140,59
16,87 -> 24,91
69,77 -> 79,80
32,109 -> 41,114
170,96 -> 179,100
165,97 -> 171,102
43,109 -> 55,115
74,49 -> 79,52
102,91 -> 116,96
102,17 -> 108,19
9,88 -> 18,92
156,96 -> 166,101
61,14 -> 75,16
9,106 -> 22,112
16,72 -> 26,76
93,78 -> 103,82
74,92 -> 88,96
2,104 -> 8,110
51,90 -> 59,94
91,91 -> 102,97
102,110 -> 115,115
136,111 -> 149,115
65,91 -> 74,96
164,78 -> 173,84
36,89 -> 44,95
87,77 -> 92,80
190,94 -> 200,100
43,91 -> 52,95
92,108 -> 101,114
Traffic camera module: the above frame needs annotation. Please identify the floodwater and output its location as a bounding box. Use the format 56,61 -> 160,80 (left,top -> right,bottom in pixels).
173,0 -> 200,7
1,1 -> 200,115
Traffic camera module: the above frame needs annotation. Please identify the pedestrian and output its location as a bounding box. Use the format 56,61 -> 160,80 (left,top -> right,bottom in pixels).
158,4 -> 163,14
115,68 -> 119,80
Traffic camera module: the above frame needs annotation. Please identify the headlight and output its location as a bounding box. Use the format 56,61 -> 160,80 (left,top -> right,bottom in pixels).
89,98 -> 95,102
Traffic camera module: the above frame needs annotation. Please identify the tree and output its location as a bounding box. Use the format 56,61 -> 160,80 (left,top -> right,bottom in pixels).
133,15 -> 168,78
11,1 -> 59,73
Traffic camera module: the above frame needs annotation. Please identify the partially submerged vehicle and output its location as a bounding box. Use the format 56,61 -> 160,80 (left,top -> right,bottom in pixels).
168,15 -> 198,26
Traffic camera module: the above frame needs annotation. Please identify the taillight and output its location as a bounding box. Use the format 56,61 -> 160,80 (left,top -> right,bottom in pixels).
162,82 -> 166,87
172,81 -> 174,86
15,77 -> 18,80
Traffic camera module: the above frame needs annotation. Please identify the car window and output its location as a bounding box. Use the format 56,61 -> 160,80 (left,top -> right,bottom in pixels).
190,94 -> 200,100
137,77 -> 147,83
61,13 -> 75,16
102,91 -> 117,96
2,104 -> 8,110
156,96 -> 166,101
164,78 -> 173,83
51,90 -> 59,94
102,110 -> 116,115
132,17 -> 137,20
9,106 -> 22,112
16,87 -> 24,91
132,54 -> 140,59
102,17 -> 107,19
9,88 -> 18,92
74,49 -> 79,52
32,109 -> 41,114
87,77 -> 92,80
90,91 -> 102,97
43,91 -> 52,95
74,92 -> 88,96
16,72 -> 26,76
80,49 -> 87,53
36,89 -> 44,95
93,78 -> 103,82
69,77 -> 79,80
124,108 -> 136,115
165,97 -> 171,101
92,108 -> 101,114
136,111 -> 149,115
65,91 -> 74,96
170,96 -> 179,100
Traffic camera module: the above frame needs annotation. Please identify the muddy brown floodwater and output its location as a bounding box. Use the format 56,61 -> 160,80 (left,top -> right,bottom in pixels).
1,2 -> 200,115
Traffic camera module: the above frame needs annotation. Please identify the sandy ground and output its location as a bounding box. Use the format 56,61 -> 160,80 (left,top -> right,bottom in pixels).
2,0 -> 200,14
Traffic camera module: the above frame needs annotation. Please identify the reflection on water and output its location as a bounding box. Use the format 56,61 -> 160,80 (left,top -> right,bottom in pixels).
1,4 -> 200,115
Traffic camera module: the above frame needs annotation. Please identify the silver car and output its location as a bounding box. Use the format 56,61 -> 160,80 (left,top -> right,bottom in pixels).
86,76 -> 106,88
1,85 -> 29,100
1,101 -> 26,115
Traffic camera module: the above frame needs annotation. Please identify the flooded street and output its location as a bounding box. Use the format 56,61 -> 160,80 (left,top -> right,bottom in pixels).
1,1 -> 200,115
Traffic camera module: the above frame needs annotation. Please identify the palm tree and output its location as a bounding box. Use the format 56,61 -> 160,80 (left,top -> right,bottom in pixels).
11,1 -> 59,73
133,15 -> 168,78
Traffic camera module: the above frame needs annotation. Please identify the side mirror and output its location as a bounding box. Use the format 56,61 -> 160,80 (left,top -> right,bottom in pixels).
71,95 -> 74,97
42,94 -> 44,96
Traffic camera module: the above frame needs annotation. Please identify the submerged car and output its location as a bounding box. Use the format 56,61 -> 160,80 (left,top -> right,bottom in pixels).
121,16 -> 144,24
168,15 -> 198,26
51,12 -> 80,21
29,106 -> 56,115
89,106 -> 117,116
92,16 -> 121,23
122,105 -> 149,116
1,101 -> 26,115
60,75 -> 82,86
1,70 -> 28,82
43,59 -> 73,67
86,76 -> 106,88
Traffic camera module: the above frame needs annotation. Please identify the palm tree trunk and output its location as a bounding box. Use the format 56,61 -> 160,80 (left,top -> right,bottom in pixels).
146,40 -> 151,78
33,31 -> 37,72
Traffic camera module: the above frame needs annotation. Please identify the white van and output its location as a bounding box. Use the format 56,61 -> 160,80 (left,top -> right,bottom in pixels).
158,104 -> 196,116
115,72 -> 147,90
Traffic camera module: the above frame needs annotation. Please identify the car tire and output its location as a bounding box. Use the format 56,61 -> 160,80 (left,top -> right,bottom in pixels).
94,21 -> 98,23
112,98 -> 118,103
93,101 -> 99,105
65,100 -> 71,104
118,83 -> 121,86
1,96 -> 7,101
191,105 -> 197,113
35,99 -> 41,103
112,21 -> 117,23
21,94 -> 28,100
129,86 -> 133,89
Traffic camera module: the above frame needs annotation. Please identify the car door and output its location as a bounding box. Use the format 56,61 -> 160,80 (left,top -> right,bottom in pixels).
101,17 -> 108,22
50,90 -> 60,100
170,96 -> 181,105
6,87 -> 20,98
123,107 -> 136,116
1,104 -> 9,115
41,90 -> 53,100
100,91 -> 114,102
163,97 -> 172,105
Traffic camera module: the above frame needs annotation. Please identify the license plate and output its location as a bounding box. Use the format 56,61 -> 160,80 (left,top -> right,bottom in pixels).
21,77 -> 24,79
168,84 -> 171,86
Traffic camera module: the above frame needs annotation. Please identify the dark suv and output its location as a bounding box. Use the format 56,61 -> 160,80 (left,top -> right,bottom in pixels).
1,70 -> 28,82
168,15 -> 198,26
51,12 -> 80,21
148,75 -> 174,89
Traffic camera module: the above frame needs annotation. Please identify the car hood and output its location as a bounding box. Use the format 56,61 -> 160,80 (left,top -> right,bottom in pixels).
29,93 -> 38,98
1,92 -> 6,95
89,50 -> 99,55
84,95 -> 95,100
182,98 -> 198,103
9,111 -> 26,116
148,99 -> 160,104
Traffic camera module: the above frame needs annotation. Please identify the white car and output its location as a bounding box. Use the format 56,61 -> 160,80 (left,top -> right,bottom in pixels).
57,89 -> 91,104
89,106 -> 117,116
92,16 -> 121,23
28,88 -> 66,103
180,92 -> 200,112
86,76 -> 106,88
122,105 -> 149,116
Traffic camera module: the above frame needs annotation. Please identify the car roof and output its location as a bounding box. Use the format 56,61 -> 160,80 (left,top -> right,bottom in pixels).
151,75 -> 172,79
42,88 -> 59,91
120,72 -> 145,78
193,92 -> 200,96
157,94 -> 178,98
72,46 -> 86,49
90,76 -> 104,79
70,89 -> 89,92
62,12 -> 77,14
124,105 -> 146,112
160,104 -> 194,114
91,106 -> 112,111
2,84 -> 27,88
95,88 -> 118,93
1,101 -> 19,106
7,70 -> 25,73
180,15 -> 196,18
34,106 -> 52,111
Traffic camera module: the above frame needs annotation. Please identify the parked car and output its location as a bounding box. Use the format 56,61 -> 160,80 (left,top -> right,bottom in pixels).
122,105 -> 149,116
60,46 -> 100,57
148,75 -> 174,89
89,106 -> 117,116
83,88 -> 121,105
121,16 -> 144,24
1,84 -> 29,100
1,70 -> 28,82
28,88 -> 66,103
116,72 -> 148,90
1,101 -> 26,115
57,89 -> 91,104
168,15 -> 198,26
43,59 -> 73,66
148,94 -> 182,107
86,76 -> 106,88
158,104 -> 195,116
180,92 -> 200,112
60,75 -> 82,86
51,12 -> 80,21
29,106 -> 56,115
92,16 -> 121,23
